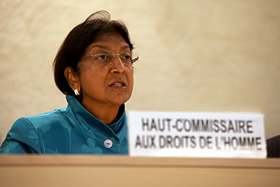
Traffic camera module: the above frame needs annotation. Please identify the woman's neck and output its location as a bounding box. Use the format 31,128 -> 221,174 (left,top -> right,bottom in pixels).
81,100 -> 120,125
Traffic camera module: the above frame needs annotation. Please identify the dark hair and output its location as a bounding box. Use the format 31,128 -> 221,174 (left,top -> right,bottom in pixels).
53,10 -> 134,95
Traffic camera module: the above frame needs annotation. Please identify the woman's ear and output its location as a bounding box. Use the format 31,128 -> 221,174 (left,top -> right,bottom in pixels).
64,67 -> 80,92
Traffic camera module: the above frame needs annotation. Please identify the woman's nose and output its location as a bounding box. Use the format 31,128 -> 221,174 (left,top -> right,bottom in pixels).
110,55 -> 125,74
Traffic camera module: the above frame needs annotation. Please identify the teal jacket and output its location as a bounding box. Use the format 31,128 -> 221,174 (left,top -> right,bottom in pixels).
0,95 -> 128,154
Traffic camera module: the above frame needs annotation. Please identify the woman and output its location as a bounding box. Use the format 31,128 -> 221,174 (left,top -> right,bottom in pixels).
0,10 -> 139,154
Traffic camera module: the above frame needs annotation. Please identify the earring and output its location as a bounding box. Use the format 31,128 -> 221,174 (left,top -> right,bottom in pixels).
74,89 -> 80,96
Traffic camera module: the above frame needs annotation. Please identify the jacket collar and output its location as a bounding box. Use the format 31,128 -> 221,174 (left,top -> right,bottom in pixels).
65,95 -> 126,133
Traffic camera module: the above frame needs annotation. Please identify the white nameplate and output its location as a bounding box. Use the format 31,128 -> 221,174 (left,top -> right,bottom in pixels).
128,111 -> 266,158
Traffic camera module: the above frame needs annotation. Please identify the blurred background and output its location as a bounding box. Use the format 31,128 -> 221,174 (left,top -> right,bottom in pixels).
0,0 -> 279,144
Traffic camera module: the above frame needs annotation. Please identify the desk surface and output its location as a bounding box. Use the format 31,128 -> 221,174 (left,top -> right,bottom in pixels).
1,156 -> 280,186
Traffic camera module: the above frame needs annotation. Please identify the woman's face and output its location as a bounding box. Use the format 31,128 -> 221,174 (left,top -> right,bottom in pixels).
78,32 -> 134,108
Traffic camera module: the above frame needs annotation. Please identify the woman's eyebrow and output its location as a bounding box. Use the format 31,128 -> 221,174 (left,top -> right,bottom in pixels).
120,45 -> 130,50
89,45 -> 110,50
89,44 -> 130,51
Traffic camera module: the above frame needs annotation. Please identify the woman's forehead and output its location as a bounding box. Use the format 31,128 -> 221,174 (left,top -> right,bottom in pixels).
93,32 -> 126,43
88,33 -> 130,50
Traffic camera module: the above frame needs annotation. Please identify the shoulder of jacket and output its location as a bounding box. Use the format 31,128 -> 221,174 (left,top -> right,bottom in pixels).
16,108 -> 68,129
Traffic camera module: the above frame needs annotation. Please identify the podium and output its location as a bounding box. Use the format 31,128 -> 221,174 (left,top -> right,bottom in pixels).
0,155 -> 280,186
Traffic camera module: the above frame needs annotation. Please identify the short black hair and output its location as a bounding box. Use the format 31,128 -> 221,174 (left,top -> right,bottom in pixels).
53,10 -> 134,95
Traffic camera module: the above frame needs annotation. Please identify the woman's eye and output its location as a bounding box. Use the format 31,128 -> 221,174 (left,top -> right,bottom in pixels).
122,54 -> 131,60
97,54 -> 107,60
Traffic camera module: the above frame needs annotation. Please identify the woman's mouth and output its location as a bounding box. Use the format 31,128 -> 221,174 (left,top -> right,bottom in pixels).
110,81 -> 127,89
